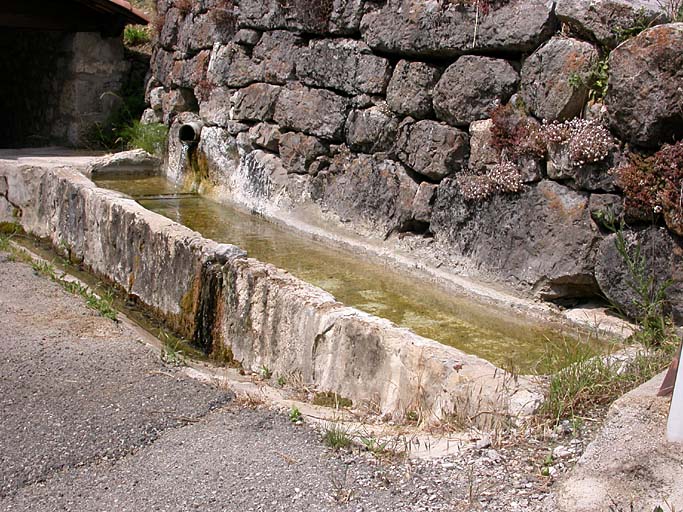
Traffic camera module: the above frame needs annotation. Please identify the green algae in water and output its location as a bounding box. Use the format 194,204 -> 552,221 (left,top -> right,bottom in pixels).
96,175 -> 598,374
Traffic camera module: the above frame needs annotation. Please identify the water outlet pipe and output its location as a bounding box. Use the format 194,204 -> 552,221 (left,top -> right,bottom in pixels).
178,122 -> 203,145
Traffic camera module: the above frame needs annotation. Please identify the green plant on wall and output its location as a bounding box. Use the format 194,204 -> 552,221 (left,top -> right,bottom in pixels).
588,57 -> 609,102
568,57 -> 609,103
123,25 -> 151,46
612,8 -> 661,43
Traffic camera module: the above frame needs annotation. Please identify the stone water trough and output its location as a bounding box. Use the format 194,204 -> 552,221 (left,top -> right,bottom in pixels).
0,158 -> 542,425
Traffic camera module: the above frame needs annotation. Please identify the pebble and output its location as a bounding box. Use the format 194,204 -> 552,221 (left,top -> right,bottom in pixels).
553,445 -> 572,459
475,437 -> 492,450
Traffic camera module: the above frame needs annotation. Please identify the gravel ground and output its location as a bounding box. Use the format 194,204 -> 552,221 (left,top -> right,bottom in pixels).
0,250 -> 584,511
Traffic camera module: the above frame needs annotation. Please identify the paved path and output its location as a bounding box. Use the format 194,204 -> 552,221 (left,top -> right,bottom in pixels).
0,251 -> 488,512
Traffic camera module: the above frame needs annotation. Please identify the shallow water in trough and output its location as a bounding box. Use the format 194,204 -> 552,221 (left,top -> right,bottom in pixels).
96,175 -> 595,374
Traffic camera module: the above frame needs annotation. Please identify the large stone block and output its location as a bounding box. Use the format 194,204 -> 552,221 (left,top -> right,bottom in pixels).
150,48 -> 175,87
297,39 -> 391,95
158,7 -> 181,49
252,30 -> 304,85
248,123 -> 282,152
176,10 -> 237,52
556,0 -> 668,48
279,132 -> 328,174
546,144 -> 618,192
430,179 -> 601,299
85,149 -> 161,176
273,84 -> 350,141
230,83 -> 281,122
345,105 -> 399,153
520,36 -> 598,121
170,50 -> 211,89
595,226 -> 683,322
149,86 -> 165,111
360,0 -> 556,57
395,120 -> 469,181
605,23 -> 683,148
206,42 -> 264,88
310,153 -> 419,235
161,88 -> 197,123
468,119 -> 499,173
238,0 -> 365,35
412,182 -> 438,224
199,86 -> 233,127
433,56 -> 519,127
386,60 -> 441,119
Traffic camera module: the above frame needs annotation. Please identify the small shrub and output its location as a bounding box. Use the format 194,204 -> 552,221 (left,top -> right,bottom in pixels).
490,103 -> 546,159
616,141 -> 683,232
123,25 -> 151,46
457,160 -> 524,201
119,121 -> 168,156
544,118 -> 614,166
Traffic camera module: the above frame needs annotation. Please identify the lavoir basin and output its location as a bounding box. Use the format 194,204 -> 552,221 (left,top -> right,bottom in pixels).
96,175 -> 593,374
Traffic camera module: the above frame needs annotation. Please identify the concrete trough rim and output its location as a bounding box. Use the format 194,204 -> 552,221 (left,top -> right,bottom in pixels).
1,160 -> 545,424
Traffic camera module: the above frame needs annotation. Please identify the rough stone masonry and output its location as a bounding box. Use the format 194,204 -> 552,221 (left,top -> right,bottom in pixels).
145,0 -> 683,321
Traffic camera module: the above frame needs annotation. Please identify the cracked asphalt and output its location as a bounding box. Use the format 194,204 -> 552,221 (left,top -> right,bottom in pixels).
0,251 -> 465,511
1,249 -> 571,512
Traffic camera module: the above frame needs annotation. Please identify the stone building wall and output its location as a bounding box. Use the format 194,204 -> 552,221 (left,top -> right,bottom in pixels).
0,30 -> 133,147
144,0 -> 683,320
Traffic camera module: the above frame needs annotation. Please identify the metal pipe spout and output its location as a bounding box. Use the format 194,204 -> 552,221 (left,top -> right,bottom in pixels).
178,122 -> 203,145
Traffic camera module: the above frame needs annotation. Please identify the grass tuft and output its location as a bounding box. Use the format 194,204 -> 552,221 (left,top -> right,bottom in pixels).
118,121 -> 168,156
29,260 -> 118,321
539,338 -> 671,424
322,422 -> 353,450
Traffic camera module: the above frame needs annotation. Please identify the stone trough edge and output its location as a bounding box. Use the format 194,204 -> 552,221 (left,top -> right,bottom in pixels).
0,161 -> 542,424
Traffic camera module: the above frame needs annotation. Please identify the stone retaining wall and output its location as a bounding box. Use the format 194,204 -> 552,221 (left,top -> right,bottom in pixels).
0,161 -> 540,423
144,0 -> 683,320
